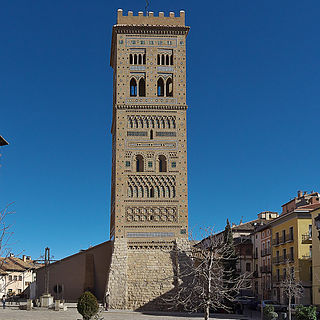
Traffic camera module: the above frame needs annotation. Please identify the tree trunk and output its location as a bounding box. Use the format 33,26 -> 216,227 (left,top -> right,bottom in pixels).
288,300 -> 291,320
205,304 -> 210,320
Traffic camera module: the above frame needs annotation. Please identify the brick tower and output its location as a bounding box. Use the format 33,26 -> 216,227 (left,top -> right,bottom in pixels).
106,9 -> 190,310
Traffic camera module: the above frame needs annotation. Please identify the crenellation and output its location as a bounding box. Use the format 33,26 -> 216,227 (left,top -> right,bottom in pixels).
116,8 -> 186,26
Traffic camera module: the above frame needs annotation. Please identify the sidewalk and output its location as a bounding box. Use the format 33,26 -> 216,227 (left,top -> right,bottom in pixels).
0,308 -> 259,320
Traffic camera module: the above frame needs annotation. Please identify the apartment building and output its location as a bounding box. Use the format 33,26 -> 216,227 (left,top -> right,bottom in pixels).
0,255 -> 41,297
311,207 -> 320,306
252,211 -> 278,299
269,201 -> 320,305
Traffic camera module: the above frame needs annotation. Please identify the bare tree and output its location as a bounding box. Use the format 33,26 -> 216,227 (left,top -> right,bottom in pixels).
165,228 -> 250,320
281,261 -> 303,320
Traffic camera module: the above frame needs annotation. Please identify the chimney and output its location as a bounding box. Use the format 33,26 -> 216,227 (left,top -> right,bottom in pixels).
9,253 -> 14,257
297,190 -> 303,198
26,256 -> 31,261
22,255 -> 26,262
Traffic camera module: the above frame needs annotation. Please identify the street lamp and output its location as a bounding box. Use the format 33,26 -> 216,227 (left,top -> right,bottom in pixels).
314,214 -> 320,240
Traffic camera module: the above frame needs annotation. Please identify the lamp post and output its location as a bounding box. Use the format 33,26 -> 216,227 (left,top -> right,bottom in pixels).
315,214 -> 320,240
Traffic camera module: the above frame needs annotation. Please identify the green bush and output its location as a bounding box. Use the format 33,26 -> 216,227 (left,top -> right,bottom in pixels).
77,291 -> 99,320
295,305 -> 316,320
264,305 -> 278,320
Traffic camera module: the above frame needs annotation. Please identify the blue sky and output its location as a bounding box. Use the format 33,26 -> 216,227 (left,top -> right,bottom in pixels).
1,1 -> 320,260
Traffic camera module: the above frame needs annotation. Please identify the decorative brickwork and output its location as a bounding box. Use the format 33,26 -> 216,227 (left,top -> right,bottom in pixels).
106,9 -> 189,310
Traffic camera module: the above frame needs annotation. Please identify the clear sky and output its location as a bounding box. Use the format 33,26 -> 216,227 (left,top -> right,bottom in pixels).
1,1 -> 320,260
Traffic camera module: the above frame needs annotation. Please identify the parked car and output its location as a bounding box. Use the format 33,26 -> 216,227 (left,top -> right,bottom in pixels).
257,300 -> 286,312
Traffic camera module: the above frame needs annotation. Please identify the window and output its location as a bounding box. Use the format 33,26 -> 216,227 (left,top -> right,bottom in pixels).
276,232 -> 279,244
310,245 -> 312,258
138,78 -> 146,97
309,225 -> 312,238
276,269 -> 280,282
276,250 -> 280,263
8,275 -> 12,281
150,187 -> 154,198
157,78 -> 164,97
130,78 -> 137,97
283,268 -> 287,280
14,276 -> 17,281
150,129 -> 153,140
148,161 -> 153,168
282,230 -> 286,243
166,78 -> 173,97
19,276 -> 22,281
125,161 -> 130,167
246,263 -> 251,272
8,289 -> 12,294
136,155 -> 144,172
289,227 -> 294,240
171,161 -> 176,168
290,247 -> 294,261
18,289 -> 21,294
159,155 -> 167,172
283,248 -> 287,261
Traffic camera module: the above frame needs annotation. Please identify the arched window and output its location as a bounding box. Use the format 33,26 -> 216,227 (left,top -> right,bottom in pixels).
143,54 -> 146,65
167,118 -> 171,128
134,54 -> 137,65
170,55 -> 173,65
161,186 -> 166,198
129,54 -> 133,64
172,187 -> 176,198
138,54 -> 142,65
128,186 -> 133,197
150,187 -> 154,198
150,129 -> 153,140
161,55 -> 165,65
157,78 -> 164,97
139,118 -> 144,128
150,118 -> 155,128
136,155 -> 144,172
166,78 -> 173,97
166,55 -> 169,65
129,118 -> 133,128
138,78 -> 146,97
130,78 -> 137,97
159,155 -> 167,172
157,54 -> 160,65
166,186 -> 170,198
156,186 -> 160,198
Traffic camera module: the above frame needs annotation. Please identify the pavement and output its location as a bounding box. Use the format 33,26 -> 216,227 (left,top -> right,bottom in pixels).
0,308 -> 259,320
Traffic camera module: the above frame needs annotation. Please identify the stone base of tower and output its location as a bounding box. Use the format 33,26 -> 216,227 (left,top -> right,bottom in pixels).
106,237 -> 190,310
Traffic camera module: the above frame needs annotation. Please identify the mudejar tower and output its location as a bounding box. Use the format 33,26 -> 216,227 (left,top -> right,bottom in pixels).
107,9 -> 190,310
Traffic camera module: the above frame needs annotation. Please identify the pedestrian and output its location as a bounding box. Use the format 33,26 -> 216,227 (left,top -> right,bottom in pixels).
1,295 -> 5,309
104,290 -> 110,311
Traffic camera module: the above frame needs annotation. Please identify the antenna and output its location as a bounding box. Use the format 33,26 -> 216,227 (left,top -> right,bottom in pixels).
145,0 -> 150,15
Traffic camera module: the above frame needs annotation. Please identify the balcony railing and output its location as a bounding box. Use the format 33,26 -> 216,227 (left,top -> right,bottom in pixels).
302,233 -> 312,244
260,265 -> 272,273
272,256 -> 294,265
301,253 -> 312,260
273,235 -> 294,245
261,248 -> 271,257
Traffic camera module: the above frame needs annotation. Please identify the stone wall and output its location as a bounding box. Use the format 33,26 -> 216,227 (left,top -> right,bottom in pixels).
107,237 -> 191,310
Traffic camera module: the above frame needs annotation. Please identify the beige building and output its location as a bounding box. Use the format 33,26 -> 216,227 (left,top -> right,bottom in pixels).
106,9 -> 190,310
0,255 -> 40,297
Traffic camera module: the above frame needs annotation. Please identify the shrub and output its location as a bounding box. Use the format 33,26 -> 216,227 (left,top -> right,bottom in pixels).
77,291 -> 99,320
296,305 -> 316,320
264,305 -> 278,320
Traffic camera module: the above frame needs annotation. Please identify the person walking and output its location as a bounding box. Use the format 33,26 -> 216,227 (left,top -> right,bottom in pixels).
1,295 -> 5,309
104,290 -> 110,311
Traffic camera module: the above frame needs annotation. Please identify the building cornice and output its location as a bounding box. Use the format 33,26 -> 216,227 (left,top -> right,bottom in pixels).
113,25 -> 190,36
114,104 -> 188,111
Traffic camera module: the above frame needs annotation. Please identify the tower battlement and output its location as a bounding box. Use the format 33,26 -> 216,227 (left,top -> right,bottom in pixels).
116,9 -> 185,26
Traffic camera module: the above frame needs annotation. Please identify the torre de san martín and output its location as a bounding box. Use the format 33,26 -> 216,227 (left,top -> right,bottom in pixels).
35,8 -> 191,310
106,9 -> 190,310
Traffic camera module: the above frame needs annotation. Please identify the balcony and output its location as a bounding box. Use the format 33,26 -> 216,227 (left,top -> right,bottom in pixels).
261,248 -> 271,257
301,253 -> 312,260
260,265 -> 272,273
302,233 -> 312,244
286,234 -> 294,243
272,256 -> 294,265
